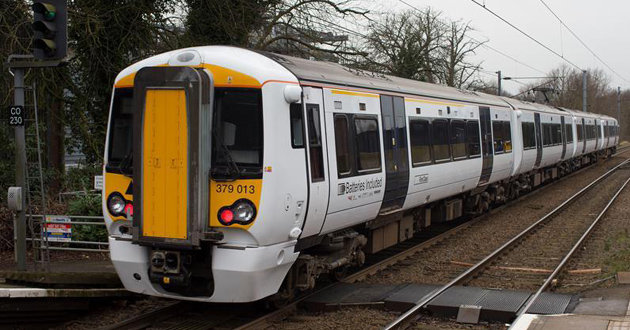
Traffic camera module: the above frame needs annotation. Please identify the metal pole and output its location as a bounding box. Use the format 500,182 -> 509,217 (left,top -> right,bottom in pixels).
618,87 -> 621,121
497,70 -> 502,96
13,68 -> 27,271
582,70 -> 588,112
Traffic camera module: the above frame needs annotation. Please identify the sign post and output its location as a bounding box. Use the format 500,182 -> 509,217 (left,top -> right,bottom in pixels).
13,68 -> 27,271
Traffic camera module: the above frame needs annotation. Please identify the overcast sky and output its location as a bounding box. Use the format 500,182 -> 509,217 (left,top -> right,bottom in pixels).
357,0 -> 630,94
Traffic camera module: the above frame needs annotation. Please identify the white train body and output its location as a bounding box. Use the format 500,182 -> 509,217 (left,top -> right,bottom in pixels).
103,46 -> 619,302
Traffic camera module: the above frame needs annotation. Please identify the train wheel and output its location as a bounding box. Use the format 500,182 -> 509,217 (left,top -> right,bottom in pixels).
267,286 -> 295,309
329,265 -> 348,282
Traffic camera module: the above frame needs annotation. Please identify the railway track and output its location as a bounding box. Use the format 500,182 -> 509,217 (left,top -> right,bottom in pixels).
99,148 -> 630,330
384,157 -> 630,330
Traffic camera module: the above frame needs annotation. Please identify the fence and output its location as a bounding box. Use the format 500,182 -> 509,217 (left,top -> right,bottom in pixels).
27,214 -> 108,254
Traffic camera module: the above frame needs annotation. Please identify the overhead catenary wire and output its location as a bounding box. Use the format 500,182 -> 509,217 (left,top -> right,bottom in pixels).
398,0 -> 548,76
469,0 -> 583,71
539,0 -> 630,85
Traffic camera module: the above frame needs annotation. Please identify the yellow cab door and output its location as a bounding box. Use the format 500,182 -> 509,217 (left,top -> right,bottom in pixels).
132,66 -> 212,247
142,88 -> 188,239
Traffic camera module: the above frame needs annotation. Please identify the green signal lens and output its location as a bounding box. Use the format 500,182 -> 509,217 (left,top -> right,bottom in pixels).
44,10 -> 56,20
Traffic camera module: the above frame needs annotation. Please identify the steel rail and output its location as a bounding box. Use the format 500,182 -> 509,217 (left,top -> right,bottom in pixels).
384,157 -> 630,330
509,175 -> 630,328
98,301 -> 188,330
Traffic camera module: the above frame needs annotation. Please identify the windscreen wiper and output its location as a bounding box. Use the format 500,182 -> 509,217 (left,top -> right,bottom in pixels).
118,150 -> 133,177
211,128 -> 241,182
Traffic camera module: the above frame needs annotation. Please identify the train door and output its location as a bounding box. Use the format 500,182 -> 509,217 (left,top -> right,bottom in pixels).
479,106 -> 493,184
132,66 -> 212,247
582,118 -> 587,153
379,95 -> 409,213
534,113 -> 543,168
604,120 -> 610,148
300,87 -> 330,238
595,119 -> 600,148
561,117 -> 567,159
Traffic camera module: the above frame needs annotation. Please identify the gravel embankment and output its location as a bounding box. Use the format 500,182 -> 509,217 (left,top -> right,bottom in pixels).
364,155 -> 630,286
468,168 -> 630,290
266,307 -> 507,330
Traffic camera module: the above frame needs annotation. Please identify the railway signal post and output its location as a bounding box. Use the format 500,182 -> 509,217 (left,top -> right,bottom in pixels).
4,1 -> 67,271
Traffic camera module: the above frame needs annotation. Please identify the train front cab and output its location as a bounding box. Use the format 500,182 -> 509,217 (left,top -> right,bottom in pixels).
104,51 -> 305,302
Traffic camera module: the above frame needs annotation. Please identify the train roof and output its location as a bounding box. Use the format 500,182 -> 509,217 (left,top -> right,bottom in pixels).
263,52 -> 510,108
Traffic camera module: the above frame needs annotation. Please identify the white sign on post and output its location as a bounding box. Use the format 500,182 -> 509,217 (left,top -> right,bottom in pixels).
94,175 -> 103,191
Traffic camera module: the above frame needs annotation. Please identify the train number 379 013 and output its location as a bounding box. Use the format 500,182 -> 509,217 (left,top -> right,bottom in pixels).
215,183 -> 255,194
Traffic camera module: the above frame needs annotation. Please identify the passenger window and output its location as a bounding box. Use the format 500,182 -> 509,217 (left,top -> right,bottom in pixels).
565,124 -> 573,143
492,121 -> 504,153
432,119 -> 450,161
334,115 -> 352,176
542,123 -> 551,147
354,117 -> 381,172
522,122 -> 536,150
410,119 -> 432,165
307,105 -> 325,182
450,120 -> 467,159
502,122 -> 512,153
290,103 -> 304,148
466,121 -> 481,157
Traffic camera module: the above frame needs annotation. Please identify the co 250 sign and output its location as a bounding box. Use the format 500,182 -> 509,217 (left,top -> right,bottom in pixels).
8,105 -> 24,126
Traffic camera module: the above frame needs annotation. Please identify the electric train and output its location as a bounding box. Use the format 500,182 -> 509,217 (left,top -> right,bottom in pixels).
103,46 -> 619,302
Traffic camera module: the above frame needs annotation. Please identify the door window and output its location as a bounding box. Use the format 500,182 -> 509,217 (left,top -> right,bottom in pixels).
307,105 -> 325,182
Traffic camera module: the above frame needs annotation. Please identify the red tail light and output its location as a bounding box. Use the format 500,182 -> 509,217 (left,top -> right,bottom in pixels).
220,209 -> 234,223
125,203 -> 134,216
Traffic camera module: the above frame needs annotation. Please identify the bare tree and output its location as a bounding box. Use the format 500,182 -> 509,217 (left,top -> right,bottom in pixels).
437,20 -> 485,88
251,0 -> 368,59
358,9 -> 444,82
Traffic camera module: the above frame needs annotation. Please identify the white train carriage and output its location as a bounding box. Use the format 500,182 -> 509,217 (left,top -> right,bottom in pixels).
103,46 -> 619,303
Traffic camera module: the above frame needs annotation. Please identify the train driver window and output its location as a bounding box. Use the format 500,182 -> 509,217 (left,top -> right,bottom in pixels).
334,115 -> 352,176
450,120 -> 467,159
466,121 -> 481,157
212,89 -> 264,179
502,122 -> 512,153
432,119 -> 450,161
354,117 -> 381,172
290,103 -> 304,148
410,119 -> 432,166
108,88 -> 134,170
492,121 -> 504,154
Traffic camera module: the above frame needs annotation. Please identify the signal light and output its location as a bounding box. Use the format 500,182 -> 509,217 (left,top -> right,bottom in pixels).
32,0 -> 67,60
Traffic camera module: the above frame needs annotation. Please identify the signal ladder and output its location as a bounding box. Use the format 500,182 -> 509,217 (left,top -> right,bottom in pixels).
21,82 -> 49,268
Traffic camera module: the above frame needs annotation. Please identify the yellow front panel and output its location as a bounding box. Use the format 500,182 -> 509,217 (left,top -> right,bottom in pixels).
143,89 -> 188,239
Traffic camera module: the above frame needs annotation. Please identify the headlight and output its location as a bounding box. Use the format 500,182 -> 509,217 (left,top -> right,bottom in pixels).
218,199 -> 257,226
107,193 -> 126,216
233,201 -> 255,221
